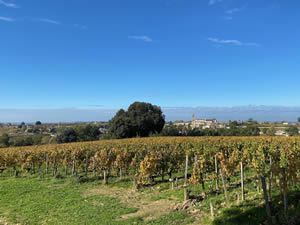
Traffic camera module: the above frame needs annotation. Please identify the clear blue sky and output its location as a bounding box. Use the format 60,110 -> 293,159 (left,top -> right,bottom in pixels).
1,0 -> 300,121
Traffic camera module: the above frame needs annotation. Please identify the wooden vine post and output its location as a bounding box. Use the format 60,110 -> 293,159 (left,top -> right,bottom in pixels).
269,156 -> 272,202
184,154 -> 189,202
52,156 -> 56,177
133,154 -> 139,191
85,153 -> 89,177
219,167 -> 229,206
103,169 -> 107,185
92,157 -> 96,177
281,168 -> 288,220
46,153 -> 49,174
31,162 -> 35,174
72,155 -> 76,176
215,156 -> 219,191
210,200 -> 214,217
241,161 -> 245,201
119,168 -> 123,180
260,176 -> 272,218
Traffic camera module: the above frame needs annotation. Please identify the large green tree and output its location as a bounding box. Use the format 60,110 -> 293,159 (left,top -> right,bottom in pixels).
108,102 -> 165,139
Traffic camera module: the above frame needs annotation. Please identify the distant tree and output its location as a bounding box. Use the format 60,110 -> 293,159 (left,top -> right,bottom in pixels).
160,125 -> 181,136
18,122 -> 25,128
298,117 -> 300,123
230,121 -> 239,126
75,124 -> 100,141
56,127 -> 78,143
262,128 -> 268,135
35,121 -> 42,125
24,137 -> 34,146
12,136 -> 33,147
247,118 -> 258,125
286,126 -> 299,136
242,125 -> 260,136
108,102 -> 165,139
266,126 -> 276,136
12,137 -> 25,147
0,133 -> 10,147
33,127 -> 41,134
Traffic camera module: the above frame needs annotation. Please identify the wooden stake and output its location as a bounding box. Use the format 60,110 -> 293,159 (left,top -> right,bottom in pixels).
184,187 -> 189,201
215,156 -> 219,191
241,161 -> 245,201
103,169 -> 107,185
93,157 -> 96,177
46,153 -> 49,174
210,200 -> 214,217
236,192 -> 240,204
220,167 -> 229,206
261,176 -> 272,218
72,155 -> 76,176
269,156 -> 272,202
281,168 -> 288,220
85,153 -> 89,177
184,154 -> 188,185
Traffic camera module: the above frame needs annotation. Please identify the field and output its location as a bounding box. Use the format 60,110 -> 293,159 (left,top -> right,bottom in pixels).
0,137 -> 299,225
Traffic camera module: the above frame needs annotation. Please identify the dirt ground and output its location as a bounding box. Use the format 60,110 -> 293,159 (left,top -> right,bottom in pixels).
83,186 -> 176,221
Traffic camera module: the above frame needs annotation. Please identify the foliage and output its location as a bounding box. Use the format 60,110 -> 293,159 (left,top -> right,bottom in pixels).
286,126 -> 299,136
265,126 -> 276,136
161,124 -> 260,137
75,124 -> 100,142
35,121 -> 42,125
108,102 -> 165,139
56,127 -> 78,143
0,133 -> 9,147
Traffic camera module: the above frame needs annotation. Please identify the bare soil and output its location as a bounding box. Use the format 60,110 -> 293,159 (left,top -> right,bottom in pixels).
83,186 -> 176,221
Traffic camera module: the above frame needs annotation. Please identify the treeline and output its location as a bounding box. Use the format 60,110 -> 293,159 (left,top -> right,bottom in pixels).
56,124 -> 102,143
0,124 -> 104,148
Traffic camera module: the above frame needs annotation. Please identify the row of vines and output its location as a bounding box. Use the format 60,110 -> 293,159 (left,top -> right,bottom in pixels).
0,137 -> 299,222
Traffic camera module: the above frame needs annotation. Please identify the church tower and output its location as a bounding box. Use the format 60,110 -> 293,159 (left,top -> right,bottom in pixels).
192,113 -> 195,121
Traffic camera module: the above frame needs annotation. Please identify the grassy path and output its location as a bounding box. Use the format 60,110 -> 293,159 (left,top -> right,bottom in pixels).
0,174 -> 192,225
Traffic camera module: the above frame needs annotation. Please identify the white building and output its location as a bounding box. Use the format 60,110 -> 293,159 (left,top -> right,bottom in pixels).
191,114 -> 217,129
275,130 -> 289,136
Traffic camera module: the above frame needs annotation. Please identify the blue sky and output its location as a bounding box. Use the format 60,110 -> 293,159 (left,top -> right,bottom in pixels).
1,0 -> 300,122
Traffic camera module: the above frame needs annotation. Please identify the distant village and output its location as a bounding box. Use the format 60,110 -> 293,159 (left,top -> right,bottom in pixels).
171,114 -> 300,137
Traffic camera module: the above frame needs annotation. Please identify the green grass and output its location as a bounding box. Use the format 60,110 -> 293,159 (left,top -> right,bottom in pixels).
0,168 -> 299,225
0,177 -> 139,225
0,171 -> 193,225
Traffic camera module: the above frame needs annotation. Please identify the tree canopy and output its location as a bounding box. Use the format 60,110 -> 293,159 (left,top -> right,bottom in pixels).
108,102 -> 165,139
56,127 -> 78,143
286,126 -> 299,136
